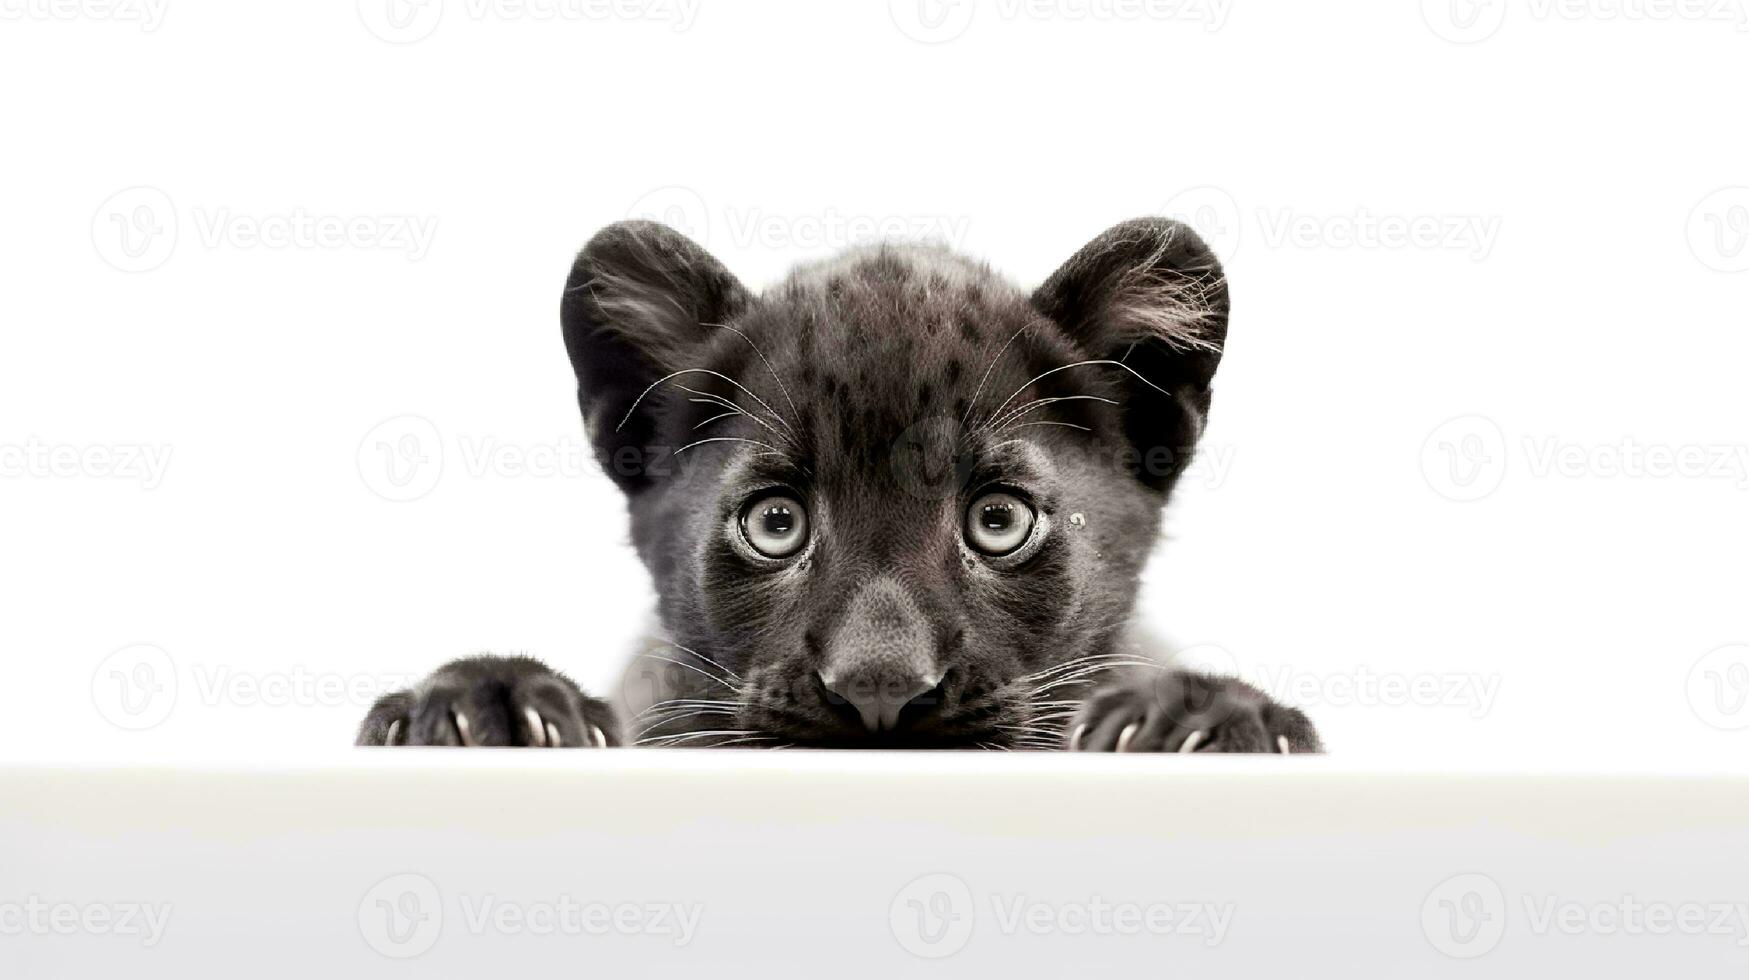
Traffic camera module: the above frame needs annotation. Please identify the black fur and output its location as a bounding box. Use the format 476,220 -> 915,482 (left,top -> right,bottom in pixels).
358,219 -> 1321,753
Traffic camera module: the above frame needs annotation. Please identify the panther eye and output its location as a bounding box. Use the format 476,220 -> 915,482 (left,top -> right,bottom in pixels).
741,493 -> 809,559
965,491 -> 1036,556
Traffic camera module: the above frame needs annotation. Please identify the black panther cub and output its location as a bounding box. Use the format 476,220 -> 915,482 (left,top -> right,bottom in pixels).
358,217 -> 1321,753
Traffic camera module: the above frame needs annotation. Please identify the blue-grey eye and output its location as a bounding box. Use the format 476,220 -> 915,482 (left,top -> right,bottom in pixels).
965,492 -> 1035,556
742,494 -> 808,558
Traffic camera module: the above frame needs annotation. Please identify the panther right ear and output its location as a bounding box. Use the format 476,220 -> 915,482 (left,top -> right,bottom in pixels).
1031,218 -> 1229,492
560,221 -> 752,493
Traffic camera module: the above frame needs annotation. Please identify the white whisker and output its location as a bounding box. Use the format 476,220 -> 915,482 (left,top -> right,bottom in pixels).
660,643 -> 744,681
639,654 -> 741,692
981,359 -> 1177,434
636,708 -> 739,738
637,729 -> 762,746
983,394 -> 1119,434
1019,653 -> 1158,683
959,318 -> 1043,429
673,437 -> 788,458
711,735 -> 782,749
702,321 -> 802,426
1031,661 -> 1160,696
692,411 -> 741,430
684,391 -> 744,413
634,699 -> 740,721
616,368 -> 797,439
677,386 -> 790,443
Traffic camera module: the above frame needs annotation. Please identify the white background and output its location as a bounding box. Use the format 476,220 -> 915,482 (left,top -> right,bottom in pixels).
1,0 -> 1746,763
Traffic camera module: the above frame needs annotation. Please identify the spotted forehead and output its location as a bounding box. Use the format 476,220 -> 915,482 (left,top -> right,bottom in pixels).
727,249 -> 1085,461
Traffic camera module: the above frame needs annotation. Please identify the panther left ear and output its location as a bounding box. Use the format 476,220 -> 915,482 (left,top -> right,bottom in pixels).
1032,217 -> 1229,490
560,221 -> 752,494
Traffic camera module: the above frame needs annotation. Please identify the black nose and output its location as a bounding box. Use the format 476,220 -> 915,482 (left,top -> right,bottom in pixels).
818,666 -> 943,732
817,578 -> 943,733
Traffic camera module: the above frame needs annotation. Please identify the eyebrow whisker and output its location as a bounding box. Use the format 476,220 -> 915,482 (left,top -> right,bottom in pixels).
692,411 -> 742,430
673,437 -> 790,459
959,317 -> 1043,430
980,359 -> 1176,433
677,386 -> 789,444
983,394 -> 1119,434
616,367 -> 797,440
702,321 -> 802,426
1000,421 -> 1091,434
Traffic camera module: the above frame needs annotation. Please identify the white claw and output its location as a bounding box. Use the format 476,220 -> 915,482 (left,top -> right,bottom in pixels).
549,722 -> 564,748
1178,729 -> 1206,754
524,707 -> 548,747
385,719 -> 402,746
1277,735 -> 1291,755
589,724 -> 607,748
453,710 -> 476,747
1115,721 -> 1141,753
1068,723 -> 1088,752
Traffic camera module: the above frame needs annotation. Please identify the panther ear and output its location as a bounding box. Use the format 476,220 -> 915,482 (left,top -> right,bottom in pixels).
560,221 -> 752,493
1032,217 -> 1229,491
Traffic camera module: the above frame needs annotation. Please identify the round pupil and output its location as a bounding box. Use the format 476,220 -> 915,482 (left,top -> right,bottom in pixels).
762,507 -> 794,536
982,504 -> 1013,531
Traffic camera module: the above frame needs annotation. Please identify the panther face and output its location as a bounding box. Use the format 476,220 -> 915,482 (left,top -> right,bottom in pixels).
562,218 -> 1228,748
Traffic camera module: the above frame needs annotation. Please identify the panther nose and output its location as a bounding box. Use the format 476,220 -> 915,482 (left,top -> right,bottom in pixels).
818,666 -> 943,733
817,578 -> 943,733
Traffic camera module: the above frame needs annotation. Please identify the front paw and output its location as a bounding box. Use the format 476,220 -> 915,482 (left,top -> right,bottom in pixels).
356,655 -> 620,748
1065,669 -> 1322,754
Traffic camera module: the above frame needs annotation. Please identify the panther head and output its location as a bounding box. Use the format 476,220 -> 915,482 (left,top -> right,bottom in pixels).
562,218 -> 1227,748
